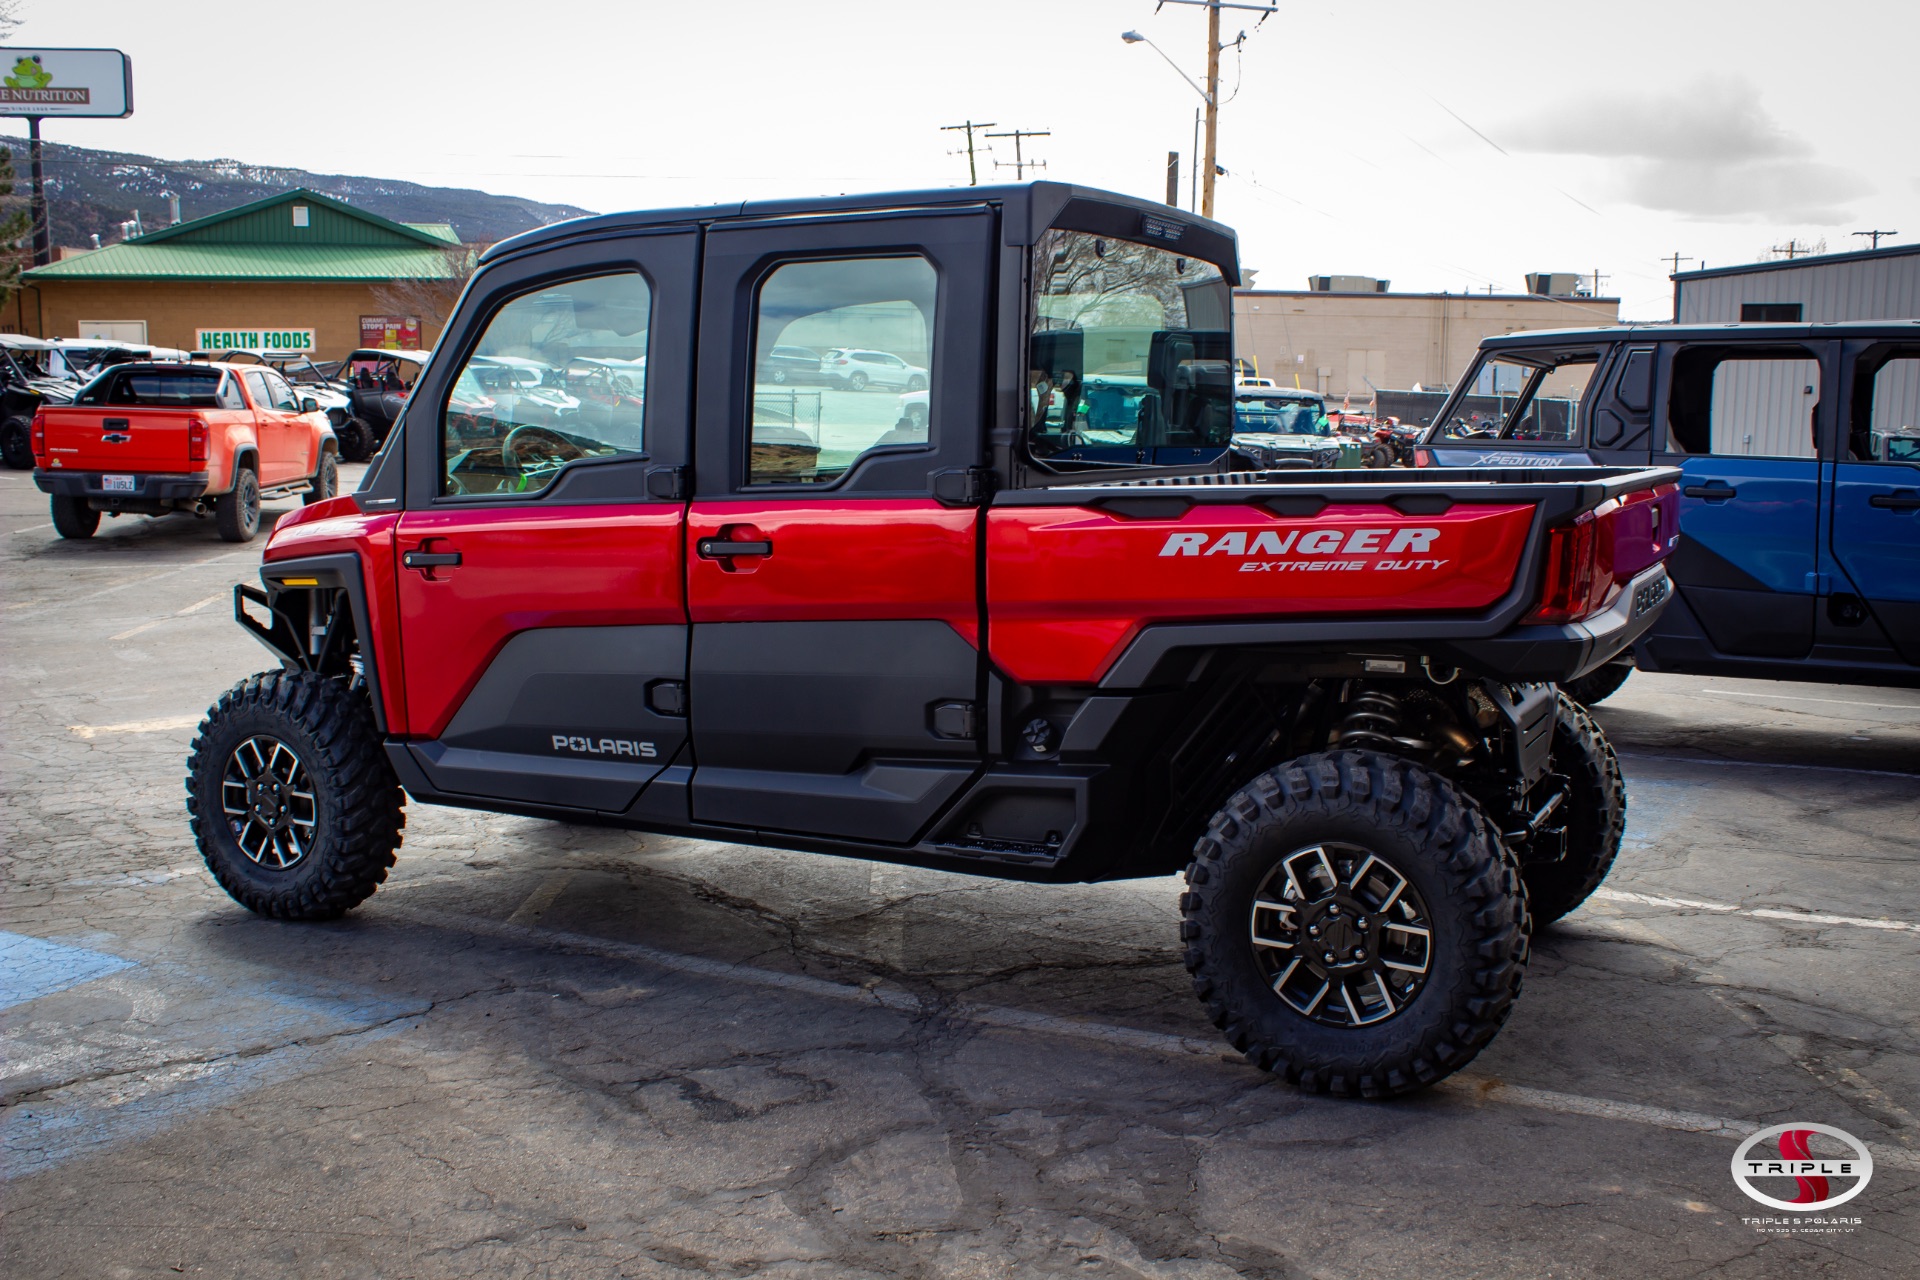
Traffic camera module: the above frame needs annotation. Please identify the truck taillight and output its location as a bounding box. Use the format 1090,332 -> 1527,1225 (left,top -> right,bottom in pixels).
1529,511 -> 1611,624
1529,486 -> 1678,625
187,417 -> 209,463
1414,449 -> 1430,467
30,411 -> 44,460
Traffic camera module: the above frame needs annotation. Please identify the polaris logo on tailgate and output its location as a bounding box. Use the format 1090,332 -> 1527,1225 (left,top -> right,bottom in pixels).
552,735 -> 657,759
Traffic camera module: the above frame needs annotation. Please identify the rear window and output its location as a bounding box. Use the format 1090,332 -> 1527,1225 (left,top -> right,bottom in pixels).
78,368 -> 236,409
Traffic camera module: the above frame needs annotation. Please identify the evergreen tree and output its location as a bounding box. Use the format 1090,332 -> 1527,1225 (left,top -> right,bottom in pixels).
0,146 -> 31,299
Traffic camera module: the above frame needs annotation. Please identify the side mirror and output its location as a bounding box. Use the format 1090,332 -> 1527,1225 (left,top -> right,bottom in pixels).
300,397 -> 319,413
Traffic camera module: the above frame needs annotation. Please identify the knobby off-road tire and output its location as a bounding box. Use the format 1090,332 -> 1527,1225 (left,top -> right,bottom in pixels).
1560,661 -> 1632,707
337,417 -> 375,463
304,451 -> 338,505
215,465 -> 261,542
1523,693 -> 1626,928
186,670 -> 404,919
50,495 -> 100,539
1181,750 -> 1529,1099
1,414 -> 32,469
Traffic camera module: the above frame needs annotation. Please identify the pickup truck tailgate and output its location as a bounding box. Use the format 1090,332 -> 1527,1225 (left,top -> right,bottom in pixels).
39,406 -> 197,472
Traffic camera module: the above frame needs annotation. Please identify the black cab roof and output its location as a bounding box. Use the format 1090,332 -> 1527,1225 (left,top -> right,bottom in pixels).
1478,319 -> 1920,350
479,181 -> 1241,283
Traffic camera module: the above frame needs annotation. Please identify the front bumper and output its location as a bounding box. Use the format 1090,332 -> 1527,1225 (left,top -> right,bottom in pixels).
34,469 -> 212,505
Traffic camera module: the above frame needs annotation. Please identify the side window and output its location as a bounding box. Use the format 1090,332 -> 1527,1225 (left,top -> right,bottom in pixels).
264,372 -> 299,411
1666,347 -> 1819,458
1438,351 -> 1597,444
1850,347 -> 1920,464
243,371 -> 272,409
216,374 -> 245,411
440,272 -> 652,498
748,257 -> 936,486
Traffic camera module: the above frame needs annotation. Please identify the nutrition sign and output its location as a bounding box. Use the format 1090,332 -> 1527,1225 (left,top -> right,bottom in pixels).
196,328 -> 317,353
0,48 -> 133,118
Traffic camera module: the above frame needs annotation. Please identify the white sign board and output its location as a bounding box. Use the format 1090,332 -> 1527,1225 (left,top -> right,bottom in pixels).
196,328 -> 317,354
0,48 -> 133,118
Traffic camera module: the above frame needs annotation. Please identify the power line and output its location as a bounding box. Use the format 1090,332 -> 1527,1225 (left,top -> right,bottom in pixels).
939,120 -> 997,187
985,127 -> 1049,179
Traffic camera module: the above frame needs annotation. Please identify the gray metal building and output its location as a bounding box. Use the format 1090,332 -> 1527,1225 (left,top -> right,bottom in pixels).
1673,242 -> 1920,323
1672,243 -> 1920,458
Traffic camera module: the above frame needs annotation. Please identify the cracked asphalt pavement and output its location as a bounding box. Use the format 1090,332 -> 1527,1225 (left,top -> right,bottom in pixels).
2,466 -> 1916,1278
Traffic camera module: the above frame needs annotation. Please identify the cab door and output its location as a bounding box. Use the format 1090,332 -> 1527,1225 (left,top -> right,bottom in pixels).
684,208 -> 996,844
1650,340 -> 1829,661
241,370 -> 297,484
392,231 -> 699,815
1831,341 -> 1920,667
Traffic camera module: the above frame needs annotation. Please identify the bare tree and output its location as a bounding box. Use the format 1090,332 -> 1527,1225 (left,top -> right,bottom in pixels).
368,243 -> 478,337
0,146 -> 29,300
0,2 -> 23,39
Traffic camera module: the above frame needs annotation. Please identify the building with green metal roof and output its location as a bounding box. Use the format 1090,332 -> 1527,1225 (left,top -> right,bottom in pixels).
18,188 -> 472,358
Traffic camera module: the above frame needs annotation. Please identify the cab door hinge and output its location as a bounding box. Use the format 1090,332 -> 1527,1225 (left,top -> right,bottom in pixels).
646,465 -> 689,500
931,466 -> 993,507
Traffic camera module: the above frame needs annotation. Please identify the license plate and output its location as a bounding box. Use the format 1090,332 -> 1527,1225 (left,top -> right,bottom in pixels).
102,474 -> 135,493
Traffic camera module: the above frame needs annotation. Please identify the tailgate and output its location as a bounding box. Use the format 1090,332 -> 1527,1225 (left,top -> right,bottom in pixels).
39,407 -> 198,473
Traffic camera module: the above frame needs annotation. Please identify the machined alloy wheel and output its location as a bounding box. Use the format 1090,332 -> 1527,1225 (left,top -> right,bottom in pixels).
1249,841 -> 1433,1027
847,371 -> 868,391
1182,750 -> 1529,1098
221,734 -> 318,868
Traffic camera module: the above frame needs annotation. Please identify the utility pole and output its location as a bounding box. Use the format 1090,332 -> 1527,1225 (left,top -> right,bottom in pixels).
1165,152 -> 1180,207
1148,1 -> 1275,220
1852,229 -> 1898,250
1663,251 -> 1695,275
940,120 -> 997,187
27,116 -> 49,267
1590,268 -> 1610,297
986,127 -> 1050,179
1770,240 -> 1815,260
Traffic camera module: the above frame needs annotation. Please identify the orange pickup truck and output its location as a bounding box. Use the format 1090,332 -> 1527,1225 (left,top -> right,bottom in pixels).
32,361 -> 339,542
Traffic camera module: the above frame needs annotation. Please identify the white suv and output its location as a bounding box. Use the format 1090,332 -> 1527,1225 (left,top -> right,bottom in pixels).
819,348 -> 928,392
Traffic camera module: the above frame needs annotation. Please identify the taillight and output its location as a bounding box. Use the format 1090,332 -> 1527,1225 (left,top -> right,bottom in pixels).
1414,449 -> 1430,467
30,411 -> 45,460
187,417 -> 209,463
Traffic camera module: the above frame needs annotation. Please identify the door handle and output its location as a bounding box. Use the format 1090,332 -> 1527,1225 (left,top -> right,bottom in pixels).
696,538 -> 773,559
1682,481 -> 1738,501
402,549 -> 462,569
1869,490 -> 1920,511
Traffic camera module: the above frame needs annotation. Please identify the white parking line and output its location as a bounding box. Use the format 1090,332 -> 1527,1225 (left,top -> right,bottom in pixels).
1707,689 -> 1920,712
11,522 -> 52,534
1594,887 -> 1920,934
383,901 -> 1920,1169
68,714 -> 202,740
1619,751 -> 1918,780
9,550 -> 256,620
107,592 -> 229,641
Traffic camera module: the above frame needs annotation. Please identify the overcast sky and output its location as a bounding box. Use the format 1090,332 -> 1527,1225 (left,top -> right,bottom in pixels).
9,0 -> 1916,319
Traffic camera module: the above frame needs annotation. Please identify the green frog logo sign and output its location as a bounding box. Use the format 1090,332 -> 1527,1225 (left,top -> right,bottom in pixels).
4,56 -> 52,91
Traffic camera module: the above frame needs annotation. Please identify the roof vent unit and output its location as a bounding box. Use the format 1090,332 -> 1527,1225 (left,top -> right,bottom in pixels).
1526,272 -> 1588,298
1308,275 -> 1388,293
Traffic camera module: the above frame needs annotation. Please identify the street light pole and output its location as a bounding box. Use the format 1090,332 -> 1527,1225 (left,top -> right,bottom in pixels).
1123,1 -> 1273,221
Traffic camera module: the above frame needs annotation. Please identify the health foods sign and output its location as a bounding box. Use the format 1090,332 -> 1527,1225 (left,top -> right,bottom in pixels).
196,329 -> 317,353
0,48 -> 132,118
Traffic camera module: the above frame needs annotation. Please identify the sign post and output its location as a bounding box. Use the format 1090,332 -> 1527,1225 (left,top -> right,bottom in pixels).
0,48 -> 135,266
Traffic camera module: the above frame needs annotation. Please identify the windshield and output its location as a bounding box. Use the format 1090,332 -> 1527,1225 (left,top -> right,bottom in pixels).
1235,397 -> 1328,437
1027,228 -> 1233,466
1434,350 -> 1597,443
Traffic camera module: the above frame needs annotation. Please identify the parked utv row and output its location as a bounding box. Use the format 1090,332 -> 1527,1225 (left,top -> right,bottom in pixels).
190,182 -> 1682,1100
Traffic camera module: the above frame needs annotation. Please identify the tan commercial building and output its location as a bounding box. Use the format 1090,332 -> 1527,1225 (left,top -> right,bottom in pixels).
18,187 -> 465,359
1233,284 -> 1619,400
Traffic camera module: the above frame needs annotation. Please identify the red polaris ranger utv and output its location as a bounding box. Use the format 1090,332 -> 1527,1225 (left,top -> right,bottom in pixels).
189,184 -> 1680,1098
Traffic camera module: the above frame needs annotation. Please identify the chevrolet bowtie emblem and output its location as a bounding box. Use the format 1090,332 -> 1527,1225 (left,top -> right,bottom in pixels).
102,432 -> 131,444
